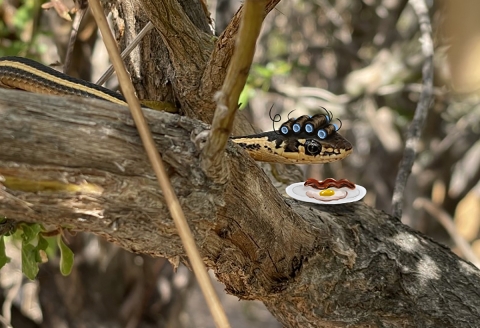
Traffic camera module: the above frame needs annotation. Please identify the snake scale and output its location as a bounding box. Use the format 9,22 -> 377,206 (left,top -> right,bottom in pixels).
0,56 -> 352,164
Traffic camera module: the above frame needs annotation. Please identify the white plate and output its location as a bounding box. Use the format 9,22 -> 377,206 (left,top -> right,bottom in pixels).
285,182 -> 366,205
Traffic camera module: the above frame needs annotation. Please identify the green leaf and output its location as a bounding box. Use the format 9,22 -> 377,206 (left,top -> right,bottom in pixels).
22,243 -> 39,280
37,235 -> 49,251
57,236 -> 74,276
21,223 -> 42,244
35,235 -> 49,262
0,237 -> 11,270
44,236 -> 58,258
19,224 -> 50,279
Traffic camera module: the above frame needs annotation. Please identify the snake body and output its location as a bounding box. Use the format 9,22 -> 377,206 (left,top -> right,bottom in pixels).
0,56 -> 352,164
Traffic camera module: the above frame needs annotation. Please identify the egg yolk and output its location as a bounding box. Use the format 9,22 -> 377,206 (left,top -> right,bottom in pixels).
319,189 -> 335,197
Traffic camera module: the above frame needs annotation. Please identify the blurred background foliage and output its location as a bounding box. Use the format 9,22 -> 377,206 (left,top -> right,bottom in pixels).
0,0 -> 479,327
0,0 -> 47,57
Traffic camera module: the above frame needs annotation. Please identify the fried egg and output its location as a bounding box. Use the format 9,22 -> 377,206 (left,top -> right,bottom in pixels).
306,188 -> 348,201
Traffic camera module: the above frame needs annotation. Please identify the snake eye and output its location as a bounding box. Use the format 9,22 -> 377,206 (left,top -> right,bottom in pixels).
305,140 -> 322,156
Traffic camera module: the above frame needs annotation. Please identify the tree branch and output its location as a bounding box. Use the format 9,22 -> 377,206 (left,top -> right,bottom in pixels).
135,0 -> 213,94
1,90 -> 480,327
201,0 -> 266,182
199,0 -> 281,123
391,0 -> 434,218
90,1 -> 230,325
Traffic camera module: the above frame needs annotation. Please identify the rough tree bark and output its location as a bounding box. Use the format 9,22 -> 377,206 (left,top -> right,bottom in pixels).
1,90 -> 480,327
1,0 -> 480,327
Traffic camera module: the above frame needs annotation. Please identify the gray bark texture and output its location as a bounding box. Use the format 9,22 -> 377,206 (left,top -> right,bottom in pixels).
1,90 -> 480,327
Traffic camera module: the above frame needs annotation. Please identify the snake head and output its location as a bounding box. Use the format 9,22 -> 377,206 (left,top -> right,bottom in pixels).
231,131 -> 353,164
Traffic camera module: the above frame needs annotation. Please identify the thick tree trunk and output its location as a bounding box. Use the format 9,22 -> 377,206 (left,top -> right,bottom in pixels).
1,90 -> 479,327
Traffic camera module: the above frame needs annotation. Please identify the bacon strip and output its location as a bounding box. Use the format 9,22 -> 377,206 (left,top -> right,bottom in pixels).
304,178 -> 355,190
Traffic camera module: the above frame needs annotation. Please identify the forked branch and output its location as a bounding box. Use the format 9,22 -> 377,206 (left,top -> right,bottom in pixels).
201,0 -> 267,182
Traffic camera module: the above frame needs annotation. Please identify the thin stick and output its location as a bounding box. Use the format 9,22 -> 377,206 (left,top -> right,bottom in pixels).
96,21 -> 154,85
391,0 -> 434,218
87,1 -> 230,327
64,0 -> 88,73
201,0 -> 267,181
414,198 -> 480,268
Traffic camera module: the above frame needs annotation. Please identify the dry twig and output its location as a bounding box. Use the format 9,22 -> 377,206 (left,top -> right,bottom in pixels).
63,0 -> 88,73
201,0 -> 267,182
391,0 -> 434,218
88,0 -> 230,326
96,22 -> 155,85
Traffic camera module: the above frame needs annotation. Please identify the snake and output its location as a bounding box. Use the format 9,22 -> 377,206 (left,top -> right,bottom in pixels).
0,56 -> 353,164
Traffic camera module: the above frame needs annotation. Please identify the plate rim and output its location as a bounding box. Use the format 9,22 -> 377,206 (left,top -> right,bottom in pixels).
286,182 -> 366,205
